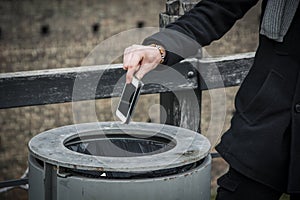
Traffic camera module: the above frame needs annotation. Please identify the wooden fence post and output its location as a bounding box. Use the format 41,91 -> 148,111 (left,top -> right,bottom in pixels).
159,0 -> 202,132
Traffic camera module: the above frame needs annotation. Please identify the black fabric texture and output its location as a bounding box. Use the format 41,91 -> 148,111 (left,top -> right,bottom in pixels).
216,168 -> 282,200
143,0 -> 300,194
216,5 -> 300,192
143,0 -> 259,66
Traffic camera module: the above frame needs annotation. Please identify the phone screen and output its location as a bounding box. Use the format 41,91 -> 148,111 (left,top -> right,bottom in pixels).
118,83 -> 137,117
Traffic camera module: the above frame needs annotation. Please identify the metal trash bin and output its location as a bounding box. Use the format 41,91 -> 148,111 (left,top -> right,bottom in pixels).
28,122 -> 211,200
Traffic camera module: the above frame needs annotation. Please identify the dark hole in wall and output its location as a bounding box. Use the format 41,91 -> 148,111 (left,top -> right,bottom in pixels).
40,24 -> 50,36
0,27 -> 2,40
92,23 -> 100,34
137,21 -> 145,28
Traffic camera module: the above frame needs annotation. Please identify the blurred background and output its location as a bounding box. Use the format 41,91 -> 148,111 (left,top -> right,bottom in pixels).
0,0 -> 261,199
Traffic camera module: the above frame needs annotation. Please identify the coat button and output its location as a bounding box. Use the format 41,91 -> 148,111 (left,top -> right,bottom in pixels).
295,104 -> 300,113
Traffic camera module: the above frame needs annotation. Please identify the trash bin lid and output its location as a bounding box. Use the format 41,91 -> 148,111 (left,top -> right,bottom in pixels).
28,122 -> 211,172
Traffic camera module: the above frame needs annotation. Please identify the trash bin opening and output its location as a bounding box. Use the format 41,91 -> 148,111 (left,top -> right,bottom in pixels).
64,131 -> 177,157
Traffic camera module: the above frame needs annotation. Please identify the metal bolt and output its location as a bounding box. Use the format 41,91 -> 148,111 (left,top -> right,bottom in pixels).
295,103 -> 300,113
187,71 -> 195,78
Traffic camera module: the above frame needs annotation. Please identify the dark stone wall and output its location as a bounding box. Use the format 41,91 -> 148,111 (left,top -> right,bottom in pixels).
0,0 -> 164,72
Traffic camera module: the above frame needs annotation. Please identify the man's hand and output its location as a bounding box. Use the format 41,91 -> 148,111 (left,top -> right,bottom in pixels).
123,44 -> 164,83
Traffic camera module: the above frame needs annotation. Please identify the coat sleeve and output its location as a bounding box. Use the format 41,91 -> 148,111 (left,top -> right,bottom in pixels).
143,0 -> 259,65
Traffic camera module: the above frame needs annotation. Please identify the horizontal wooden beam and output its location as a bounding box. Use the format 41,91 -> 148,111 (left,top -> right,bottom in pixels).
0,62 -> 198,109
0,52 -> 254,109
197,52 -> 254,90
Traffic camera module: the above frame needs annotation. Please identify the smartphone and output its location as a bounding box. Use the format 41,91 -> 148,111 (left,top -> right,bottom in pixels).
116,76 -> 144,124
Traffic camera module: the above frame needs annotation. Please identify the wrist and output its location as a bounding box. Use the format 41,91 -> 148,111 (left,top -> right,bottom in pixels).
149,44 -> 166,64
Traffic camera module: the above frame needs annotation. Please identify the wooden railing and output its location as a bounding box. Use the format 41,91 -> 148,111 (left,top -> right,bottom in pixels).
0,52 -> 254,125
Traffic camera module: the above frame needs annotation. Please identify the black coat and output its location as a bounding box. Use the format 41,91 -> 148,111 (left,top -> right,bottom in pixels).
144,0 -> 300,193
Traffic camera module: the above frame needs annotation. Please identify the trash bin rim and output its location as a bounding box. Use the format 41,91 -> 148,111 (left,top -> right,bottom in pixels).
28,122 -> 211,172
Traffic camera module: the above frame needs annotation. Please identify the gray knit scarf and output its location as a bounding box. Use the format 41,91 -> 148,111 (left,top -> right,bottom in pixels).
260,0 -> 300,42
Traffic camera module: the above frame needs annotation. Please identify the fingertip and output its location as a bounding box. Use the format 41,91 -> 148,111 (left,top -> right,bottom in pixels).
126,67 -> 135,84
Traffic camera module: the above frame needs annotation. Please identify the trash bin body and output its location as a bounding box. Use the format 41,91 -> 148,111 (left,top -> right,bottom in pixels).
28,122 -> 211,200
